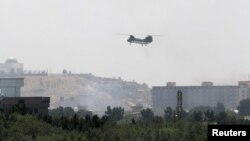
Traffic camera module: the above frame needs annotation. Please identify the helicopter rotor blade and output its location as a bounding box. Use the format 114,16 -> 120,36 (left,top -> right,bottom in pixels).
116,33 -> 164,37
149,34 -> 164,37
116,33 -> 131,36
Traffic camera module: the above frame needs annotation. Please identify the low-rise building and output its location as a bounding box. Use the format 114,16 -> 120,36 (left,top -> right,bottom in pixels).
152,81 -> 250,116
0,97 -> 50,114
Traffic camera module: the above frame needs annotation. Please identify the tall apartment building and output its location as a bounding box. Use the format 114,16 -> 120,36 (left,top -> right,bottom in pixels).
152,81 -> 250,116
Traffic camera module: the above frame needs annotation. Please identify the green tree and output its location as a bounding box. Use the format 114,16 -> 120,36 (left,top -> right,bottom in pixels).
216,112 -> 227,124
237,99 -> 250,116
192,111 -> 203,121
49,107 -> 75,118
215,111 -> 238,124
63,107 -> 75,117
204,110 -> 215,122
105,106 -> 124,121
214,102 -> 225,115
76,109 -> 93,118
189,106 -> 213,114
71,114 -> 79,130
164,106 -> 173,120
49,106 -> 64,117
92,115 -> 101,128
140,108 -> 154,122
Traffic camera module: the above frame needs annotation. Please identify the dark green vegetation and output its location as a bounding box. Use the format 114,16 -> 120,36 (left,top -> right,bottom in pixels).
1,100 -> 250,141
237,99 -> 250,116
105,106 -> 124,121
0,113 -> 86,141
0,113 -> 208,141
49,106 -> 93,118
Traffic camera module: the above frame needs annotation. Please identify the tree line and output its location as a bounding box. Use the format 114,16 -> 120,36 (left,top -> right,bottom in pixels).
1,99 -> 250,141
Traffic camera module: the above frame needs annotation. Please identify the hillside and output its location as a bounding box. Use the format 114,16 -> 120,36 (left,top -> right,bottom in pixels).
21,74 -> 151,113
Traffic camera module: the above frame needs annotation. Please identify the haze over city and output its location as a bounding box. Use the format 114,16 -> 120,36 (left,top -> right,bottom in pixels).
1,1 -> 250,140
1,0 -> 250,86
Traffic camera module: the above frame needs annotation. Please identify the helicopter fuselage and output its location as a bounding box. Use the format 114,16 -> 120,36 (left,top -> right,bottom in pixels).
127,35 -> 153,46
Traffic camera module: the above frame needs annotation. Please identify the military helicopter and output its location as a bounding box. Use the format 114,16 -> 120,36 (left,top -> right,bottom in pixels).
118,34 -> 161,46
127,35 -> 153,46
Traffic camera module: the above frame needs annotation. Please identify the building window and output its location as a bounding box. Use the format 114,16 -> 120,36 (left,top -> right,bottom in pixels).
42,100 -> 50,104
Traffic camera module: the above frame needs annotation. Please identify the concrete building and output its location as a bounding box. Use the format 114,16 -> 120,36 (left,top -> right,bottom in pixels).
152,81 -> 250,116
0,97 -> 50,114
0,77 -> 24,97
0,60 -> 50,114
0,57 -> 23,76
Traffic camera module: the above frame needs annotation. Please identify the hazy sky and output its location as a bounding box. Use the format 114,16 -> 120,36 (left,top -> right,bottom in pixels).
1,0 -> 250,86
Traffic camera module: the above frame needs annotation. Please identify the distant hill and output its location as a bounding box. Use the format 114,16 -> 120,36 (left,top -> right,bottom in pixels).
21,74 -> 151,113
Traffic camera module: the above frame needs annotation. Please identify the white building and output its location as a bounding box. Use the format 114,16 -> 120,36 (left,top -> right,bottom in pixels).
152,81 -> 250,116
0,57 -> 23,75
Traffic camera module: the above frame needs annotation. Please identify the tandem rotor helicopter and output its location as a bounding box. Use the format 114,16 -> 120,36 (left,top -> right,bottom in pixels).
118,33 -> 162,46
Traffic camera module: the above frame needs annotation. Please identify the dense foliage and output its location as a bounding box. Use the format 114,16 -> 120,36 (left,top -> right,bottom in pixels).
237,99 -> 250,116
49,106 -> 93,118
141,108 -> 154,122
1,104 -> 250,141
0,113 -> 208,141
105,106 -> 124,121
0,113 -> 86,141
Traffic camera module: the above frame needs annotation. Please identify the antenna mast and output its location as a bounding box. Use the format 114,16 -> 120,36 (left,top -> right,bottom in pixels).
176,90 -> 183,119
